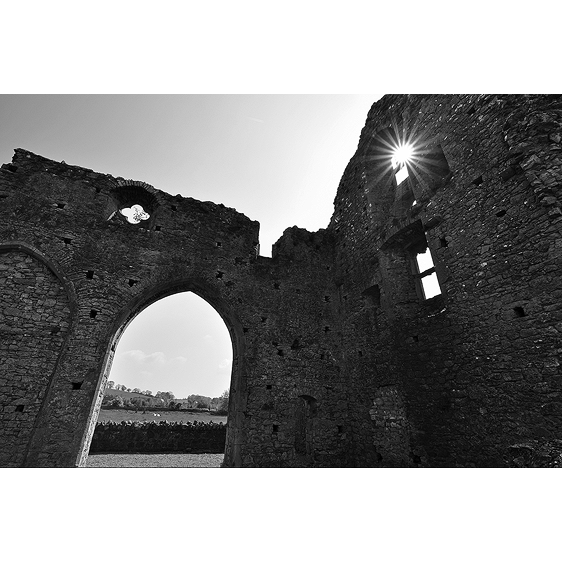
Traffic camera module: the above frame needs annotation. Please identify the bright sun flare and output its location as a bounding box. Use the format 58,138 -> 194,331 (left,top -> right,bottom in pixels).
391,143 -> 414,169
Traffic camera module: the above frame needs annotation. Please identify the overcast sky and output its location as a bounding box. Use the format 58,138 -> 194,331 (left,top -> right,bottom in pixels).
0,94 -> 381,398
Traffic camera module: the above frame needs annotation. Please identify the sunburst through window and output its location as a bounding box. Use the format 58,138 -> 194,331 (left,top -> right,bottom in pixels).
392,143 -> 414,186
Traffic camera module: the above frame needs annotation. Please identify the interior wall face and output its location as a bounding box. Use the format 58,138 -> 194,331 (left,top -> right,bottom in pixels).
0,249 -> 71,467
1,94 -> 561,467
330,94 -> 562,467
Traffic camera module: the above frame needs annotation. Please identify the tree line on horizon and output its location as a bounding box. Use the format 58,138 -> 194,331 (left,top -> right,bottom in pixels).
103,381 -> 229,414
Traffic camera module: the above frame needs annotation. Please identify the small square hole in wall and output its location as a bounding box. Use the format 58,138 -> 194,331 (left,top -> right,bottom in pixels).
272,425 -> 279,433
266,384 -> 272,390
90,310 -> 98,319
472,175 -> 484,186
155,226 -> 161,231
171,205 -> 177,211
63,238 -> 73,245
15,405 -> 24,412
86,270 -> 95,279
513,306 -> 526,318
128,279 -> 138,287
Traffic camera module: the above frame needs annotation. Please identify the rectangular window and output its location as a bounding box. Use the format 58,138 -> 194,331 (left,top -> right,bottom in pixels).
414,247 -> 442,299
395,165 -> 409,186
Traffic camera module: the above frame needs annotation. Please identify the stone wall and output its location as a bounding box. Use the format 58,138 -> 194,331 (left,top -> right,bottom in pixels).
330,94 -> 562,467
89,421 -> 226,454
1,94 -> 561,467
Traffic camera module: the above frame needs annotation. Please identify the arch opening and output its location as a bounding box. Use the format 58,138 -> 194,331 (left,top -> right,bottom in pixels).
84,291 -> 238,467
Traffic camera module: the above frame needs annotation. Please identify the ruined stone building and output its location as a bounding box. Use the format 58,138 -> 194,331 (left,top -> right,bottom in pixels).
1,94 -> 561,467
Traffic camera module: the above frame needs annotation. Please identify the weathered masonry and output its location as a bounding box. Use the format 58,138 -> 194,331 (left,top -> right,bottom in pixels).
1,94 -> 561,467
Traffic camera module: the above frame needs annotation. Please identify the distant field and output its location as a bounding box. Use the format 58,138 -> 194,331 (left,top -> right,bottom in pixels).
97,409 -> 227,425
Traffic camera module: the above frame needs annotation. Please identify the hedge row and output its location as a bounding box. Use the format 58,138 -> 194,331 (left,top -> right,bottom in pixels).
89,420 -> 226,454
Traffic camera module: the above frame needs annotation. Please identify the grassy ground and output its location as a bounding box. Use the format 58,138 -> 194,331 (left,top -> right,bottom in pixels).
85,453 -> 223,468
97,409 -> 227,424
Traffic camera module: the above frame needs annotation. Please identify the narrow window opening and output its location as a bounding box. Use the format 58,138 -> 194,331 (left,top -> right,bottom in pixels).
414,247 -> 442,300
15,405 -> 24,412
86,270 -> 95,279
324,295 -> 331,303
274,283 -> 280,290
216,241 -> 222,248
358,350 -> 363,357
324,326 -> 330,333
72,382 -> 83,390
337,425 -> 343,434
412,335 -> 419,342
467,107 -> 476,116
272,424 -> 279,433
439,237 -> 448,248
90,310 -> 98,319
261,317 -> 267,323
496,209 -> 507,217
513,306 -> 526,318
56,202 -> 67,209
277,349 -> 284,356
395,165 -> 409,186
472,175 -> 484,186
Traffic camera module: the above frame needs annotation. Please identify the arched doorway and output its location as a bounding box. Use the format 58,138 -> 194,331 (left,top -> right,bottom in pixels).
79,285 -> 245,467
